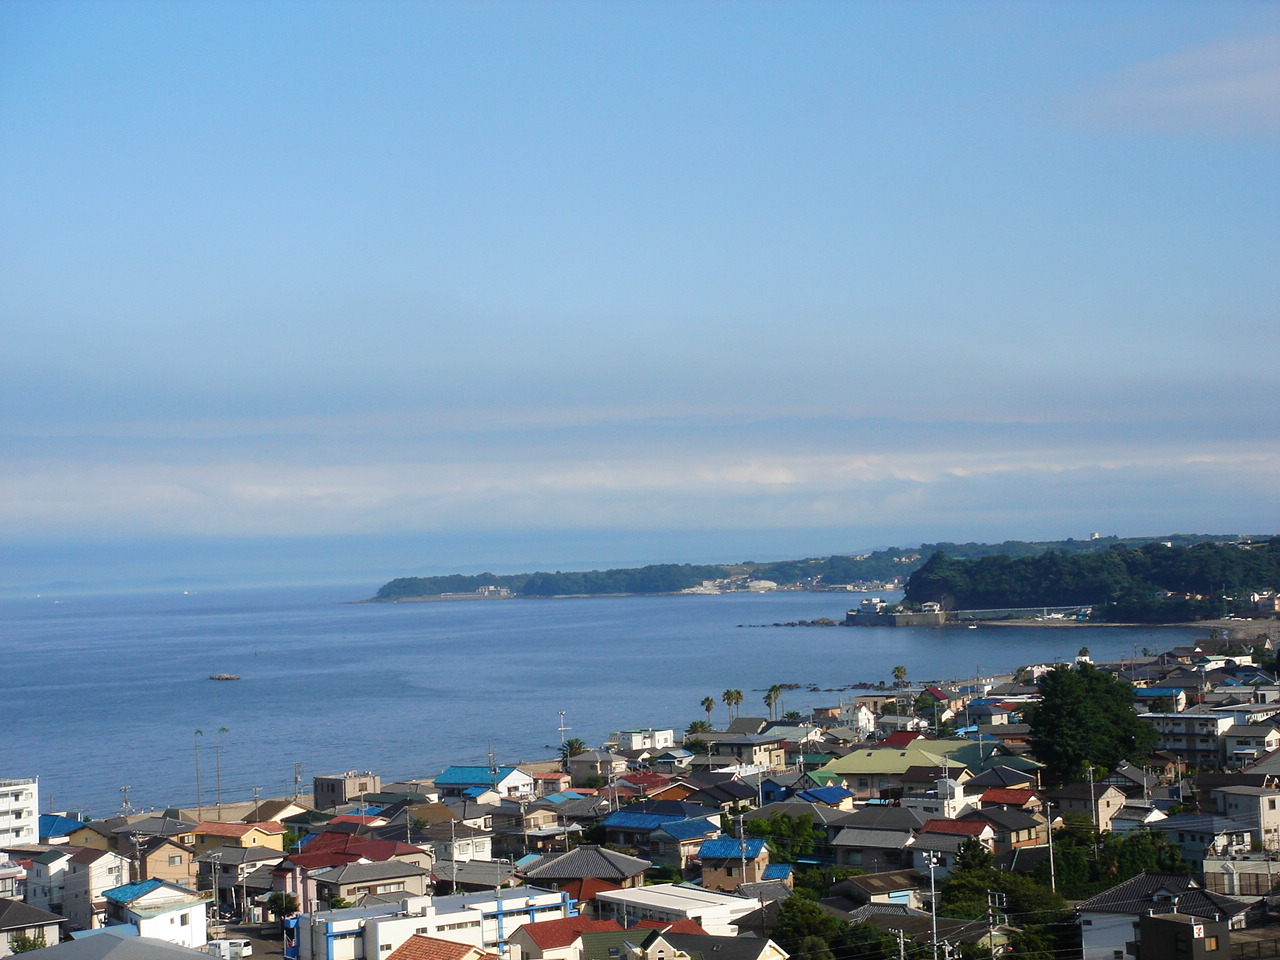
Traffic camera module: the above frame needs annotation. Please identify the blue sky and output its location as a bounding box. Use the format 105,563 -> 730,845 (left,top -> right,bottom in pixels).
3,1 -> 1278,590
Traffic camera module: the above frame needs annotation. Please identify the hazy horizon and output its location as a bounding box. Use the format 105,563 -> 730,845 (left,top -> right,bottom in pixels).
5,2 -> 1277,590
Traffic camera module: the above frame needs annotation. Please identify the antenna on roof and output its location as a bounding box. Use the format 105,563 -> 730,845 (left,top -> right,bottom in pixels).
120,785 -> 133,816
558,711 -> 571,747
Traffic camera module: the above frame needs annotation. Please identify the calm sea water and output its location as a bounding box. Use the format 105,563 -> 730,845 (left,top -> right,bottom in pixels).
3,584 -> 1199,817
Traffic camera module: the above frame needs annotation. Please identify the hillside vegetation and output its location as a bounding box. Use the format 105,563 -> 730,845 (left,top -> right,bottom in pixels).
371,533 -> 1255,601
903,538 -> 1280,622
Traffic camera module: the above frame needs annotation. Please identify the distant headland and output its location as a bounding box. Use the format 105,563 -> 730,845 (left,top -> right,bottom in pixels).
370,533 -> 1280,626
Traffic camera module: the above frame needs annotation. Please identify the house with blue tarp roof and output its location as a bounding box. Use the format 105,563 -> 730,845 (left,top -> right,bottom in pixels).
102,878 -> 211,950
435,765 -> 534,800
650,817 -> 721,869
38,813 -> 85,842
696,838 -> 771,893
794,786 -> 854,808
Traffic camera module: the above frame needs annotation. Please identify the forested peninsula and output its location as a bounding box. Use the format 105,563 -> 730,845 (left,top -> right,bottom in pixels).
903,537 -> 1280,622
370,533 -> 1269,609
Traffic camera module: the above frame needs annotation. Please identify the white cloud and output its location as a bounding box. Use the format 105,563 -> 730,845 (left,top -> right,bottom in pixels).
1074,33 -> 1280,137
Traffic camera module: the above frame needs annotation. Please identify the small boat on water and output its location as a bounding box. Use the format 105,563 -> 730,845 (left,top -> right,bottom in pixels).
209,674 -> 241,681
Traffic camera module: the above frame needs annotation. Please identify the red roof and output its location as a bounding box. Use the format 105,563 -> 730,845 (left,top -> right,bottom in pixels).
980,788 -> 1038,806
514,917 -> 622,949
328,815 -> 381,825
882,732 -> 926,747
921,819 -> 990,836
634,920 -> 709,935
557,877 -> 622,902
925,687 -> 949,700
385,936 -> 497,960
349,839 -> 424,860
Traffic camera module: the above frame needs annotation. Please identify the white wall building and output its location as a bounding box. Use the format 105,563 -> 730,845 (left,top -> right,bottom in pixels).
293,888 -> 573,960
103,880 -> 210,950
593,884 -> 760,937
0,778 -> 38,846
609,730 -> 676,751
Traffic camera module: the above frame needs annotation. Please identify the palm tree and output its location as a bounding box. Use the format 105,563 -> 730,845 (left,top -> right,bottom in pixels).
721,688 -> 743,719
687,719 -> 712,734
559,737 -> 587,770
763,685 -> 782,720
701,696 -> 716,725
892,665 -> 907,688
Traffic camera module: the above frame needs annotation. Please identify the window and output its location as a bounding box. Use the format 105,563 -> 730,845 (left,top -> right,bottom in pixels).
169,855 -> 184,866
1205,936 -> 1218,950
180,915 -> 190,926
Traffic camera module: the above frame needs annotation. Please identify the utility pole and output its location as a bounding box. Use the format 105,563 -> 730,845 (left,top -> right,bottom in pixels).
292,761 -> 303,798
120,785 -> 133,816
558,711 -> 570,748
986,890 -> 1006,960
1046,800 -> 1057,893
735,814 -> 748,887
194,730 -> 204,820
215,727 -> 228,816
927,853 -> 940,960
894,929 -> 907,960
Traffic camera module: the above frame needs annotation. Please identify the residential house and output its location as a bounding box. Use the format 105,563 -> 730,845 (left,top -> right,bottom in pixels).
0,899 -> 65,957
124,836 -> 198,887
191,821 -> 286,856
195,846 -> 282,909
311,861 -> 432,907
958,808 -> 1044,853
313,772 -> 382,810
1210,785 -> 1280,850
506,917 -> 622,960
608,730 -> 676,752
563,753 -> 628,790
385,935 -> 498,960
28,847 -> 130,930
518,846 -> 650,890
1224,725 -> 1280,767
711,736 -> 786,771
917,819 -> 997,852
1047,783 -> 1126,833
1155,814 -> 1252,872
826,870 -> 927,912
696,838 -> 769,893
648,819 -> 720,870
435,768 -> 534,802
1075,872 -> 1252,960
101,879 -> 210,949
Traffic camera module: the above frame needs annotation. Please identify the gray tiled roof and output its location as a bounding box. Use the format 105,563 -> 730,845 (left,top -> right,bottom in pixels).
520,844 -> 650,881
312,861 -> 430,883
1076,872 -> 1252,918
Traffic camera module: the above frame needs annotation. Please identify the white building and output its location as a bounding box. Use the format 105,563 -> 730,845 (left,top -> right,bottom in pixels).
294,888 -> 573,960
609,729 -> 676,752
593,884 -> 760,937
28,846 -> 130,930
102,879 -> 210,950
0,778 -> 38,846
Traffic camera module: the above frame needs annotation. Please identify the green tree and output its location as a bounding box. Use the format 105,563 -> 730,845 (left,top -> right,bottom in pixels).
559,737 -> 588,769
1027,663 -> 1157,785
891,665 -> 907,688
686,719 -> 712,734
744,812 -> 826,864
953,836 -> 993,872
328,896 -> 352,909
8,933 -> 47,954
764,685 -> 782,720
722,688 -> 743,719
266,891 -> 298,929
701,696 -> 716,724
783,710 -> 802,722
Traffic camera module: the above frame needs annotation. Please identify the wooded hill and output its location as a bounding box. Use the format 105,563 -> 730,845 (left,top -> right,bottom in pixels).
370,533 -> 1257,601
903,538 -> 1280,622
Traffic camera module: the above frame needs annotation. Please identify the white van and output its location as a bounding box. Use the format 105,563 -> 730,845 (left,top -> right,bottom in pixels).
206,939 -> 253,959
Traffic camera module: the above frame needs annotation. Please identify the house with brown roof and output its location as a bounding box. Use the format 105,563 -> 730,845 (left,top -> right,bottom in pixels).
385,935 -> 498,960
191,822 -> 286,855
506,917 -> 622,960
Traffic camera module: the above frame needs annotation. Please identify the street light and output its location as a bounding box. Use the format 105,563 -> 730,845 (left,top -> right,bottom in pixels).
926,851 -> 941,960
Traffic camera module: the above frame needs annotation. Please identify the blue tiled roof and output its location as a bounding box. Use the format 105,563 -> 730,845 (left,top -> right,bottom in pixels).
762,863 -> 793,880
697,837 -> 766,859
796,786 -> 853,805
39,813 -> 85,838
436,766 -> 518,786
103,879 -> 163,903
462,786 -> 490,798
602,811 -> 685,831
656,818 -> 719,841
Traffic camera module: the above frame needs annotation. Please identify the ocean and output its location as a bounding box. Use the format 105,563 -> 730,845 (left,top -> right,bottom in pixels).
3,584 -> 1199,818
